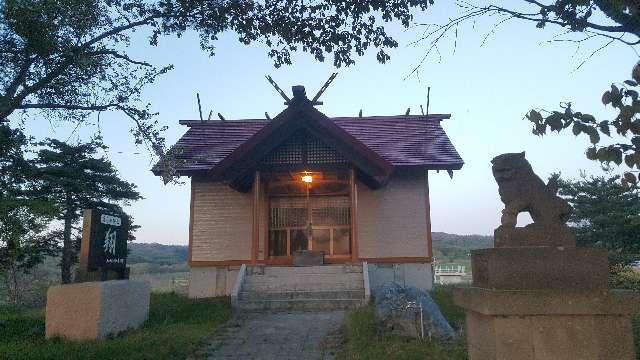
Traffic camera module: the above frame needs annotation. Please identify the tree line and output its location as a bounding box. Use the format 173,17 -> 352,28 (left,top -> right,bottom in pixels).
0,125 -> 139,304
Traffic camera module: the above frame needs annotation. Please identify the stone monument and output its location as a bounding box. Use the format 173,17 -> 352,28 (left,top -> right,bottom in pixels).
454,152 -> 640,359
46,209 -> 151,340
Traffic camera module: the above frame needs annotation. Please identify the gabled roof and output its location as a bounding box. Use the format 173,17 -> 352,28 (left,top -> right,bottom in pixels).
152,102 -> 464,187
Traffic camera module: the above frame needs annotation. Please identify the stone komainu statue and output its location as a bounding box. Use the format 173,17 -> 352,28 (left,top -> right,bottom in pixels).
491,152 -> 576,248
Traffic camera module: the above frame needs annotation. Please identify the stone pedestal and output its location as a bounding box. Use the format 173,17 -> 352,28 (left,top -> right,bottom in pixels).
46,280 -> 150,340
455,247 -> 640,360
471,247 -> 608,290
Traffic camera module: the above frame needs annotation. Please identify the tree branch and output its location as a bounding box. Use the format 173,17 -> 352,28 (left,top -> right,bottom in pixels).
80,15 -> 159,49
4,53 -> 34,98
16,103 -> 119,111
88,49 -> 153,66
1,14 -> 163,120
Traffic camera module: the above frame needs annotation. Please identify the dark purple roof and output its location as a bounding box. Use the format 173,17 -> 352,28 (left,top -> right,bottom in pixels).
153,114 -> 463,176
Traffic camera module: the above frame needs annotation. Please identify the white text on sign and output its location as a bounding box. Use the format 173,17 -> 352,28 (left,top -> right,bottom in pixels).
100,214 -> 121,227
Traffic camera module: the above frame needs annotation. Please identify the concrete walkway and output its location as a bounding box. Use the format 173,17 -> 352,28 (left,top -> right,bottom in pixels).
195,311 -> 345,360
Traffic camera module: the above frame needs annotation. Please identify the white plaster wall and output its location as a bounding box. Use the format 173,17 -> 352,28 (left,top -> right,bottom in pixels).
191,179 -> 252,262
357,170 -> 429,258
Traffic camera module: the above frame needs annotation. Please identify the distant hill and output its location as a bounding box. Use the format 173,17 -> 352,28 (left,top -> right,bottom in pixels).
128,243 -> 188,266
125,233 -> 491,268
432,232 -> 493,264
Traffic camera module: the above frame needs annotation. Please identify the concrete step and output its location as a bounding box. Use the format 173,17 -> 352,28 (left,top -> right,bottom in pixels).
242,280 -> 363,292
244,275 -> 364,285
235,298 -> 364,311
257,265 -> 362,276
245,273 -> 362,284
239,289 -> 364,301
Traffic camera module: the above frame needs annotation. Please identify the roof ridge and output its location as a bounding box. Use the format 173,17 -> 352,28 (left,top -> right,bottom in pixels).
179,114 -> 451,126
179,119 -> 269,126
331,114 -> 450,120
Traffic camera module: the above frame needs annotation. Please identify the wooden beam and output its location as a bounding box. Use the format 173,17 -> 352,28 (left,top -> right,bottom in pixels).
187,179 -> 195,266
251,171 -> 261,264
425,171 -> 433,261
360,257 -> 432,264
190,260 -> 250,267
350,169 -> 359,261
264,182 -> 270,261
190,256 -> 373,267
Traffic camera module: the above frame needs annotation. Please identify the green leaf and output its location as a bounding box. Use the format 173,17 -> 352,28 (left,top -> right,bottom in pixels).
572,123 -> 582,136
546,113 -> 563,131
586,147 -> 597,160
627,90 -> 639,102
599,121 -> 611,136
633,63 -> 640,83
613,148 -> 623,165
624,80 -> 638,87
579,114 -> 596,123
527,110 -> 543,124
624,172 -> 637,184
625,154 -> 637,168
583,126 -> 600,144
632,136 -> 640,149
602,91 -> 612,105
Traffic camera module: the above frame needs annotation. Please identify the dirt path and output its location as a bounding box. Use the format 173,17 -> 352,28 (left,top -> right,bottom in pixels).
194,311 -> 345,360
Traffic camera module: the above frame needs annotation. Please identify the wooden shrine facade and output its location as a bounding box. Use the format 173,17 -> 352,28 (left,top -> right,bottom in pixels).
153,86 -> 464,267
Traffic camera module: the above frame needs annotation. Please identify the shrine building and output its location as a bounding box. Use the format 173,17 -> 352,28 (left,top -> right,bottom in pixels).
153,85 -> 463,300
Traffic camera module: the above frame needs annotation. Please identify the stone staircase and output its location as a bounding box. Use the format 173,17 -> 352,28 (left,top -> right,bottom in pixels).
232,264 -> 369,311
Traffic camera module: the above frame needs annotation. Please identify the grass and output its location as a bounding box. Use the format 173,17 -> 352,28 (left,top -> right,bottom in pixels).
336,286 -> 468,360
429,285 -> 466,332
0,292 -> 231,360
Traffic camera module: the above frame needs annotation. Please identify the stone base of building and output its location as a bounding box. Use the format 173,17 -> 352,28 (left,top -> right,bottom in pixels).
189,266 -> 241,298
454,287 -> 640,360
46,280 -> 150,340
189,262 -> 433,298
366,262 -> 433,293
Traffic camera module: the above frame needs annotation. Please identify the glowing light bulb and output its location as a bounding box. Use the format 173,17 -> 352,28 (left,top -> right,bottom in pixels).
301,174 -> 313,183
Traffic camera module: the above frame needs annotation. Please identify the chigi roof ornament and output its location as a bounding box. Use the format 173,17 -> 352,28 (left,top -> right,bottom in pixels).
265,73 -> 337,107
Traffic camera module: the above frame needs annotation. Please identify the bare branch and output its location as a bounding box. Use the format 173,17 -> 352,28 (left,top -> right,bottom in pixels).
409,1 -> 640,76
88,50 -> 153,67
17,103 -> 119,111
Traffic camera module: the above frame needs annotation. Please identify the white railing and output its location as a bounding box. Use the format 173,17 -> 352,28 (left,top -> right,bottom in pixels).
434,264 -> 466,276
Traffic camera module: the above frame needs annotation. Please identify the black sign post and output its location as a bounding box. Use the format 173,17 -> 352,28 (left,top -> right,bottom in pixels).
78,209 -> 129,282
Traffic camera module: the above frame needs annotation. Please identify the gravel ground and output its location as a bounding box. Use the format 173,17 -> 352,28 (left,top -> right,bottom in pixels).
194,311 -> 345,360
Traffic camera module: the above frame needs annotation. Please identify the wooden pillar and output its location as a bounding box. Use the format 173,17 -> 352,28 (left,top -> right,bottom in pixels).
425,171 -> 433,261
349,169 -> 359,262
188,180 -> 195,266
251,171 -> 261,264
77,209 -> 93,280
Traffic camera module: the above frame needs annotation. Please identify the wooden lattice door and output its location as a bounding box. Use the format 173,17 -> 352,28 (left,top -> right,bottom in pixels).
267,171 -> 351,259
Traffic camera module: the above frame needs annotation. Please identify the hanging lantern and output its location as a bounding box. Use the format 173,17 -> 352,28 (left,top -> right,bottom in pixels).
301,173 -> 313,183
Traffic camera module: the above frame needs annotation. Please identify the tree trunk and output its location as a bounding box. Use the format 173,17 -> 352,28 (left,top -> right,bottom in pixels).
60,195 -> 74,284
4,262 -> 22,306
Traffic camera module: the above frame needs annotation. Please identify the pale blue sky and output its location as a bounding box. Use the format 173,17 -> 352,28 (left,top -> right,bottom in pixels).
14,2 -> 638,244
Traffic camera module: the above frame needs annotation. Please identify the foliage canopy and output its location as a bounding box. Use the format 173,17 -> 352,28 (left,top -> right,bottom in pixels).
0,125 -> 56,304
36,137 -> 141,283
1,0 -> 433,161
557,173 -> 640,268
